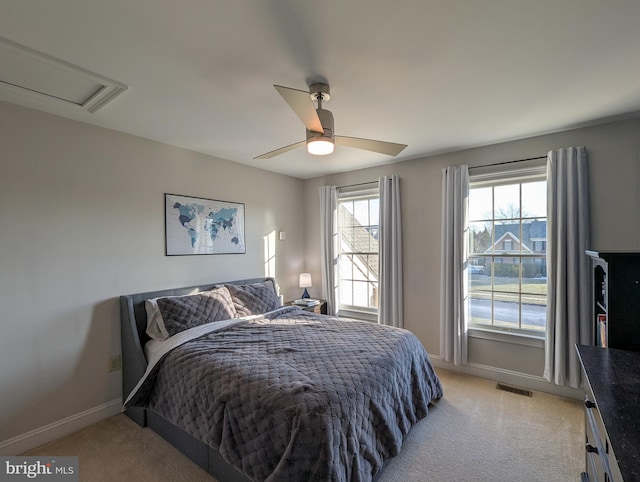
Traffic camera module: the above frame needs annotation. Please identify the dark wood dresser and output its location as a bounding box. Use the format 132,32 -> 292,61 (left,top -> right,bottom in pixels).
576,345 -> 640,481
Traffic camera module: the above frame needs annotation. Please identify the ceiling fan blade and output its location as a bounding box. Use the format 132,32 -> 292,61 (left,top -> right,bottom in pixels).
274,85 -> 324,134
253,140 -> 306,159
335,136 -> 407,156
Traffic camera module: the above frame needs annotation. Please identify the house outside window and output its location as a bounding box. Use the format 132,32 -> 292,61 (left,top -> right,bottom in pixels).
337,189 -> 379,314
468,167 -> 547,336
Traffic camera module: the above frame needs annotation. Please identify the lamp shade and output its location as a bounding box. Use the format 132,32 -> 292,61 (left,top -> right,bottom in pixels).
299,273 -> 312,288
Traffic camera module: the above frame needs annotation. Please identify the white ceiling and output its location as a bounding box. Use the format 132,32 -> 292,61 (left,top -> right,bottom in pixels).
1,0 -> 640,179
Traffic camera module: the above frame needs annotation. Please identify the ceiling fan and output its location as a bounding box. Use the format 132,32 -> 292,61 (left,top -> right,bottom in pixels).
254,83 -> 408,159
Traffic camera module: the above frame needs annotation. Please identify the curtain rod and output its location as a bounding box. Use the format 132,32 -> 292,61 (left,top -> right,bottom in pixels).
336,180 -> 379,189
335,156 -> 547,184
469,155 -> 546,171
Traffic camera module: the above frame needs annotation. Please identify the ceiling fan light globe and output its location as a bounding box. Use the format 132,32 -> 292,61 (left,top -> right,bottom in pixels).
307,138 -> 334,155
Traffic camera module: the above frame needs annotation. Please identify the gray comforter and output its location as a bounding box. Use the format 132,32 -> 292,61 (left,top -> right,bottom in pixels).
125,307 -> 443,482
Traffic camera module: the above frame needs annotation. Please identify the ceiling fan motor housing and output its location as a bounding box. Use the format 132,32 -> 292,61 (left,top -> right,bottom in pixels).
307,108 -> 334,143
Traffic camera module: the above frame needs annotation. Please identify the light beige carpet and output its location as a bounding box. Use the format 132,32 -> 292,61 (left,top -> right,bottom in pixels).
377,370 -> 583,482
24,369 -> 584,481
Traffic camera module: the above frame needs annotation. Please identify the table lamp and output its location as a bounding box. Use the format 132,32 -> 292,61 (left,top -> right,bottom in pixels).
299,273 -> 312,299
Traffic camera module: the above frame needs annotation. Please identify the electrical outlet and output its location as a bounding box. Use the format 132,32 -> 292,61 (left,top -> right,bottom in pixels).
109,355 -> 122,372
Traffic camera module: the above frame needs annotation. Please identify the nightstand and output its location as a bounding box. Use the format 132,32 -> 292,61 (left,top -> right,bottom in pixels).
285,299 -> 327,315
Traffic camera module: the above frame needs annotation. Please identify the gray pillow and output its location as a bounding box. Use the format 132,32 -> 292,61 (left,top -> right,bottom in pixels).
156,286 -> 237,337
225,281 -> 281,316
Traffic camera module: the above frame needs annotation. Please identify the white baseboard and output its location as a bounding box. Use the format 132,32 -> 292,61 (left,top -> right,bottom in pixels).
0,399 -> 122,455
429,355 -> 582,400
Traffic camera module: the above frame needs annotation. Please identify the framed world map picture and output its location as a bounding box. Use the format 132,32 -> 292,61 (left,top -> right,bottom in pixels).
165,193 -> 246,255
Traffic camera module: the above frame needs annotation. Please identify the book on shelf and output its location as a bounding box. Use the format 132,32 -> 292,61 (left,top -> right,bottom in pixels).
292,298 -> 320,307
597,314 -> 607,348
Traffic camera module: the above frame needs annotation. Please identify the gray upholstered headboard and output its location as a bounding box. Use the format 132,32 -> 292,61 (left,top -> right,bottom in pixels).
119,277 -> 277,425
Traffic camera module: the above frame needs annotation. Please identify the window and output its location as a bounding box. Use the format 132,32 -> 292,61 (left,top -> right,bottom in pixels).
337,189 -> 379,314
468,167 -> 547,336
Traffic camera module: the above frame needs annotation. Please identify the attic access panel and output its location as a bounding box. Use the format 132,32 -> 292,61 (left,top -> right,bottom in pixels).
0,36 -> 127,113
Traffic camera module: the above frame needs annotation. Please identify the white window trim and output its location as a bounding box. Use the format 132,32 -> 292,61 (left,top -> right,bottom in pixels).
337,308 -> 378,323
468,326 -> 544,347
337,185 -> 380,315
470,165 -> 546,186
468,164 -> 547,338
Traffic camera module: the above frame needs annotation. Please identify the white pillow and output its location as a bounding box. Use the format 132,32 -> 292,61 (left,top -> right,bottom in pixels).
145,296 -> 172,340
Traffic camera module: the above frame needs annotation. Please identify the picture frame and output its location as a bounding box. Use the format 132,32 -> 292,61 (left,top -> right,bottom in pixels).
164,193 -> 246,256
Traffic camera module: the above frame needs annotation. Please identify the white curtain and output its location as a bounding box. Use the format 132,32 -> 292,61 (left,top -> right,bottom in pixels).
319,185 -> 338,315
378,175 -> 403,327
439,165 -> 469,365
544,147 -> 591,388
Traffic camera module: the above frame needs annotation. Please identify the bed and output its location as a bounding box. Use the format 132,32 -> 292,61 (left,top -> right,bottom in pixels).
120,277 -> 442,482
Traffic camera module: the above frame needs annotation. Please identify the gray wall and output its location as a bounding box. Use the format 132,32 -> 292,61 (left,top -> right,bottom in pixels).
303,119 -> 640,387
0,101 -> 305,443
1,97 -> 638,445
